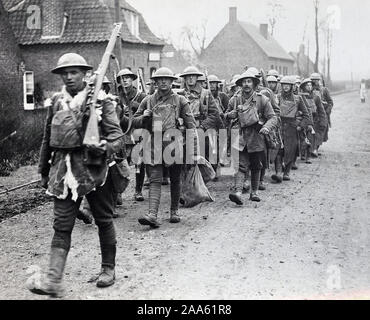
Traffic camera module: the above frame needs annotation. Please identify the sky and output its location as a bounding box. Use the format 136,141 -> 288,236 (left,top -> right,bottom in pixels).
127,0 -> 370,81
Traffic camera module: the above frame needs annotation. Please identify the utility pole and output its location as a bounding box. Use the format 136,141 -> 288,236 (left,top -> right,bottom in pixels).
114,0 -> 124,68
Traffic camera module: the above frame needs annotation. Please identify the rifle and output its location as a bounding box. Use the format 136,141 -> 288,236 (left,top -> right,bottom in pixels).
204,68 -> 211,90
0,131 -> 16,145
83,23 -> 123,146
204,68 -> 217,156
137,68 -> 147,95
0,179 -> 41,196
260,68 -> 268,88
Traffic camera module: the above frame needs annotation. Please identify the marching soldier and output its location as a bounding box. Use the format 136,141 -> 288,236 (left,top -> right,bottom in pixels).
266,75 -> 285,183
311,73 -> 333,149
299,78 -> 328,160
116,68 -> 147,202
122,67 -> 198,228
247,67 -> 280,191
28,53 -> 124,297
226,70 -> 277,204
178,66 -> 221,168
277,76 -> 313,181
209,75 -> 229,114
197,73 -> 208,89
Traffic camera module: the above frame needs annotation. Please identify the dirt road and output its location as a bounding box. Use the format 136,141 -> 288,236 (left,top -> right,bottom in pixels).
0,91 -> 369,300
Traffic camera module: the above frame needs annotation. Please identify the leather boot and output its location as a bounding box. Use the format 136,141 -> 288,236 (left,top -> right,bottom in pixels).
283,163 -> 292,181
134,192 -> 144,202
169,210 -> 181,223
271,155 -> 283,183
250,170 -> 261,202
138,211 -> 160,228
28,247 -> 68,298
97,244 -> 116,288
229,171 -> 244,205
77,210 -> 93,225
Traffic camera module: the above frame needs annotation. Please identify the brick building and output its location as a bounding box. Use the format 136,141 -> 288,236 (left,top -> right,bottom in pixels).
2,0 -> 164,106
0,0 -> 23,107
290,44 -> 315,79
199,7 -> 294,81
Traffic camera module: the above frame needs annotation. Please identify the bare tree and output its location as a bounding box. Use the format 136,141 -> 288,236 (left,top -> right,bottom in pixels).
180,19 -> 208,59
267,0 -> 284,36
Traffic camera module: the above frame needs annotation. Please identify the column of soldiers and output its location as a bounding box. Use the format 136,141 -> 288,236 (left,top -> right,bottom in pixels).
27,52 -> 333,297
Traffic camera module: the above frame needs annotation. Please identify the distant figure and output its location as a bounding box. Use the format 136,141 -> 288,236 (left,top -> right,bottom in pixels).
360,79 -> 367,103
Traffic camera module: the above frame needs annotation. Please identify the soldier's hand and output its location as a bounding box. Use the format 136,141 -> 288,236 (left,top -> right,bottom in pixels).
297,126 -> 302,132
143,109 -> 152,118
40,175 -> 49,189
259,127 -> 270,135
87,140 -> 107,156
227,110 -> 238,120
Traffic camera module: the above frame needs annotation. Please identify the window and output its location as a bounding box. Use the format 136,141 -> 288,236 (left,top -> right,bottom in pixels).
123,10 -> 139,37
271,65 -> 274,70
23,71 -> 35,110
283,67 -> 288,75
278,66 -> 282,74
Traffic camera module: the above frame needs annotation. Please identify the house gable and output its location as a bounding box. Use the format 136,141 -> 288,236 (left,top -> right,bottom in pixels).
200,22 -> 269,80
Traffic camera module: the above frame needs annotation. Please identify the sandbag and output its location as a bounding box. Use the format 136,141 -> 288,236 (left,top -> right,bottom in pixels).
197,156 -> 216,184
180,165 -> 214,208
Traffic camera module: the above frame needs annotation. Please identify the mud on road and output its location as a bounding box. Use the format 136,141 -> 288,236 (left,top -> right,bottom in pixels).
0,91 -> 369,300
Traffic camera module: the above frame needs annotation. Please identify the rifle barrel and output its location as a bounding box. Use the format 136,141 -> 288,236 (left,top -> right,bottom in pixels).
0,180 -> 41,196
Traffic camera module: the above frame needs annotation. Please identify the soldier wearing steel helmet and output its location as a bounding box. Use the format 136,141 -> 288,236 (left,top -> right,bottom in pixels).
209,75 -> 229,114
178,66 -> 222,168
197,73 -> 208,89
275,76 -> 313,182
246,67 -> 280,192
121,67 -> 198,228
299,78 -> 328,160
227,74 -> 241,99
115,68 -> 147,203
28,53 -> 124,297
207,74 -> 229,178
311,72 -> 333,148
225,70 -> 277,204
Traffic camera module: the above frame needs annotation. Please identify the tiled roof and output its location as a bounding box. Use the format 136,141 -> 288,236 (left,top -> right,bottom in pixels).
2,0 -> 164,46
239,21 -> 294,61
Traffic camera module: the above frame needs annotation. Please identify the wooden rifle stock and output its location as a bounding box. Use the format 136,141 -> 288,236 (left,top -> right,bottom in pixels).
260,68 -> 267,88
137,69 -> 147,95
83,23 -> 123,146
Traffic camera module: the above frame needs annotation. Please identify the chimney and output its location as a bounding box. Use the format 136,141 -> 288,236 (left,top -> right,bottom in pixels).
42,0 -> 65,38
260,24 -> 269,39
229,7 -> 237,24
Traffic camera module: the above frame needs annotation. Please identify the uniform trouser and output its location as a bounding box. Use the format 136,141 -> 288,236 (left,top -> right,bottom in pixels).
127,144 -> 145,193
135,163 -> 145,192
232,148 -> 264,192
51,173 -> 116,267
146,164 -> 182,214
204,135 -> 219,172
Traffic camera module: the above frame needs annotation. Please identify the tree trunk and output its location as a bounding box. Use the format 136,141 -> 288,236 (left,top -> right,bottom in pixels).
314,2 -> 320,72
